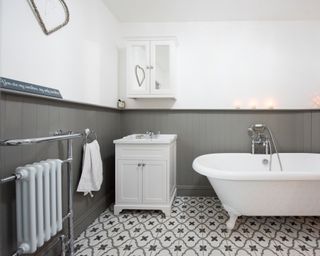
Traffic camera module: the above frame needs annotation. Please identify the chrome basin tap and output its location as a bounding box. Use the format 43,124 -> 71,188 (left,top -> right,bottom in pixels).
145,131 -> 155,138
145,131 -> 160,138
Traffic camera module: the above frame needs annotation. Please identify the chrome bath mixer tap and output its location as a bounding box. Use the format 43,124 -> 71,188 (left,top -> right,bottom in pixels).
248,124 -> 283,171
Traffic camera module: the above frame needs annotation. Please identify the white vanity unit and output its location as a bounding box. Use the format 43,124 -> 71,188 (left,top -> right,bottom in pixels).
113,134 -> 177,216
126,38 -> 177,98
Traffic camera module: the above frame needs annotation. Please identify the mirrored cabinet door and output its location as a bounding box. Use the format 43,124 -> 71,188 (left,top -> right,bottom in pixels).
126,39 -> 176,98
127,41 -> 150,95
150,41 -> 176,95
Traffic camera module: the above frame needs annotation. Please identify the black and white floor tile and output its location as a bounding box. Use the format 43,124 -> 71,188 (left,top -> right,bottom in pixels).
74,196 -> 320,256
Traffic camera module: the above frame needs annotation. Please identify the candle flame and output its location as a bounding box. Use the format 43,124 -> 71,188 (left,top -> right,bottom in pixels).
313,96 -> 320,107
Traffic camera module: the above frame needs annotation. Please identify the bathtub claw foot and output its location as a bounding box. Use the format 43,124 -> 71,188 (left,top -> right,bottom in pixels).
226,214 -> 238,230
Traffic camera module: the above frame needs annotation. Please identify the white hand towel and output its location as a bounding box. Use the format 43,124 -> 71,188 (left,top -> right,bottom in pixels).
77,140 -> 103,197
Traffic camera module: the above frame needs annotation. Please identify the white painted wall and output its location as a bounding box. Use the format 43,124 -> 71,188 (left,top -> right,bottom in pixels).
119,21 -> 320,109
2,2 -> 320,110
0,0 -> 119,108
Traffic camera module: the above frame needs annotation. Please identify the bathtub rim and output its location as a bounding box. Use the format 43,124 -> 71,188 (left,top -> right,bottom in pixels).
192,153 -> 320,181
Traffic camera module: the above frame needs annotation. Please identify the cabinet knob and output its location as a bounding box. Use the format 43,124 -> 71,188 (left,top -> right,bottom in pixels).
142,163 -> 146,167
138,163 -> 142,167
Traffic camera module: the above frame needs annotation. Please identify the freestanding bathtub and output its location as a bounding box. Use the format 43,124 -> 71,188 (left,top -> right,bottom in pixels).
192,153 -> 320,229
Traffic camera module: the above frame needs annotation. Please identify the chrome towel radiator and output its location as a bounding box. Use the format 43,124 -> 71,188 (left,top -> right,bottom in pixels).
16,160 -> 63,254
0,130 -> 85,256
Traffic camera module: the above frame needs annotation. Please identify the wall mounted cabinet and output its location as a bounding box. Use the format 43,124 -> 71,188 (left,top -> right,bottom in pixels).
126,38 -> 177,98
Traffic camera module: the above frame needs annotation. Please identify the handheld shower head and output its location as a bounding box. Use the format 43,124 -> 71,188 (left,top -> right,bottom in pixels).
251,124 -> 266,132
248,124 -> 266,138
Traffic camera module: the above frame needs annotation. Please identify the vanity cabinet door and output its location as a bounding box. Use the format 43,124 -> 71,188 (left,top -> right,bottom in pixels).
127,41 -> 150,96
142,160 -> 167,204
116,160 -> 142,204
150,41 -> 176,96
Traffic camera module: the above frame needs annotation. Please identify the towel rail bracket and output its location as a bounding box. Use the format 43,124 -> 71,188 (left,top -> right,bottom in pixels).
0,173 -> 22,184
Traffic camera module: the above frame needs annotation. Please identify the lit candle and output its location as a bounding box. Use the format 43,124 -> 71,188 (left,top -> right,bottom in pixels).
266,99 -> 275,109
268,102 -> 275,109
313,96 -> 320,107
234,100 -> 241,109
249,100 -> 257,109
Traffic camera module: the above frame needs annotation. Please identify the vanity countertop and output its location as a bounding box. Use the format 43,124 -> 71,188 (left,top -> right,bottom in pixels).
113,134 -> 177,144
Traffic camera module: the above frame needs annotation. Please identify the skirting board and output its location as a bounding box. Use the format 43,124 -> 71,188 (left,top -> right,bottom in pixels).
176,185 -> 216,197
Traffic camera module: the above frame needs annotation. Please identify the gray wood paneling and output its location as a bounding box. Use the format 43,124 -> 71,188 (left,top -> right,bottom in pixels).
0,93 -> 121,256
311,111 -> 320,153
121,110 -> 316,195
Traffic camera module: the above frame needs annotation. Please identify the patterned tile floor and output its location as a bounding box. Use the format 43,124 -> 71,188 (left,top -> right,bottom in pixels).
74,196 -> 320,256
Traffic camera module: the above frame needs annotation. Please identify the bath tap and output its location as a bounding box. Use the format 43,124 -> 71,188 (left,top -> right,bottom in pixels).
248,124 -> 283,171
248,129 -> 268,154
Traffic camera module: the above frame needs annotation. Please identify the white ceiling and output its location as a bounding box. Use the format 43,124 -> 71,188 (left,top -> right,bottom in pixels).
103,0 -> 320,22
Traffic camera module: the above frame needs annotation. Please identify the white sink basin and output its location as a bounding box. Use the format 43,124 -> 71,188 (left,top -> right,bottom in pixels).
113,134 -> 177,144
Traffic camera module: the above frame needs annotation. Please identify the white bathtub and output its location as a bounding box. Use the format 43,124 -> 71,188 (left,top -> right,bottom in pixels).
192,153 -> 320,229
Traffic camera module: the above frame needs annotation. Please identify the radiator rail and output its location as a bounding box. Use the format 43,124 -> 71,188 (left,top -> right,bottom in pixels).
0,130 -> 86,256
